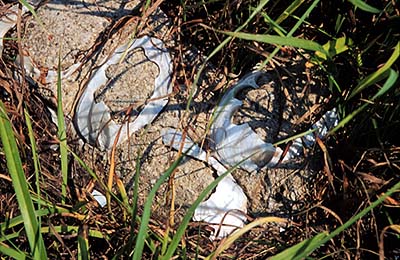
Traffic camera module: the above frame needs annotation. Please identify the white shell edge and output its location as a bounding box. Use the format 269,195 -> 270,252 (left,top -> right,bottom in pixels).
75,36 -> 172,150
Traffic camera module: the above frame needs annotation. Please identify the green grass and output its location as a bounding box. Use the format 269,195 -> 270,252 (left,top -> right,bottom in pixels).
271,179 -> 400,259
24,108 -> 42,211
132,156 -> 183,259
56,47 -> 69,205
0,101 -> 47,259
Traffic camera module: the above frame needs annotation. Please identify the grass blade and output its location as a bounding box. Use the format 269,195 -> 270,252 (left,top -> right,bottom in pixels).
269,233 -> 328,260
330,68 -> 399,134
0,101 -> 47,259
18,0 -> 51,36
348,42 -> 400,100
372,68 -> 399,100
259,0 -> 321,67
132,154 -> 141,222
260,11 -> 287,36
275,0 -> 305,25
222,31 -> 327,55
78,226 -> 90,260
0,242 -> 27,259
126,153 -> 143,253
40,226 -> 106,239
56,50 -> 68,205
315,36 -> 353,60
160,166 -> 236,260
273,128 -> 317,146
347,0 -> 381,13
208,217 -> 288,260
132,156 -> 183,260
24,108 -> 42,209
1,207 -> 69,233
18,0 -> 43,25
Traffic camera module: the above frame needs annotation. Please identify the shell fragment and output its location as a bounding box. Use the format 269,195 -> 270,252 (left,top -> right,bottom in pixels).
75,36 -> 172,150
211,71 -> 339,170
281,108 -> 339,163
162,128 -> 247,239
211,71 -> 283,172
91,189 -> 107,208
193,176 -> 248,239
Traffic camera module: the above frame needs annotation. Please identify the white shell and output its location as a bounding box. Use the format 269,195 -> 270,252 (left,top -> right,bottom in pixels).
193,176 -> 248,239
280,108 -> 339,163
303,108 -> 338,147
210,71 -> 282,172
91,189 -> 107,208
15,54 -> 81,84
75,36 -> 172,150
162,128 -> 247,239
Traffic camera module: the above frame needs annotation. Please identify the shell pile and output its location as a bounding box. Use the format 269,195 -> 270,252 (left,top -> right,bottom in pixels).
1,1 -> 338,239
